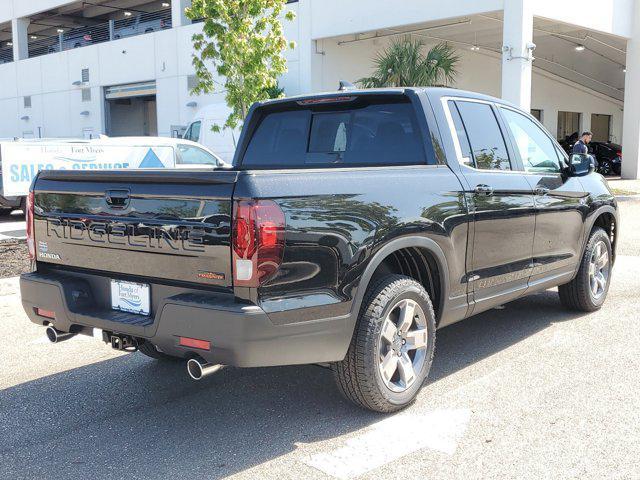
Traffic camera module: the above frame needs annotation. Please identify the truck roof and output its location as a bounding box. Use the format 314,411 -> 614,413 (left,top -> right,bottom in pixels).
255,86 -> 516,110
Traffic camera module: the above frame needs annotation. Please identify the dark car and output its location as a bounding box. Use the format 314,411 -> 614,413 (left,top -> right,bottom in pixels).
19,88 -> 618,412
560,132 -> 622,175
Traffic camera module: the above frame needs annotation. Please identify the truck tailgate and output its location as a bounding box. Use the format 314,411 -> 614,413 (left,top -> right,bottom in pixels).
32,169 -> 236,288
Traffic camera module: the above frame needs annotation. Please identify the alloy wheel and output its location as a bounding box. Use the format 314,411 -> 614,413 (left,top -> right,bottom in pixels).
588,240 -> 610,299
377,298 -> 428,393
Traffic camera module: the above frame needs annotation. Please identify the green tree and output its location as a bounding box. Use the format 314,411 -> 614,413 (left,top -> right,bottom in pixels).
186,0 -> 295,131
358,37 -> 459,88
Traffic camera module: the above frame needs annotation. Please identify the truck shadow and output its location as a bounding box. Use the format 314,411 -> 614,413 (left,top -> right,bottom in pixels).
0,289 -> 583,479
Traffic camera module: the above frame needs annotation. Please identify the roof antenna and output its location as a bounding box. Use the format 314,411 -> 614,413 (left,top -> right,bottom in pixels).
338,80 -> 355,91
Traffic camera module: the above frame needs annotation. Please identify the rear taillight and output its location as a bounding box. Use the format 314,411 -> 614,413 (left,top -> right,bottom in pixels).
26,191 -> 35,260
232,200 -> 285,287
617,150 -> 622,158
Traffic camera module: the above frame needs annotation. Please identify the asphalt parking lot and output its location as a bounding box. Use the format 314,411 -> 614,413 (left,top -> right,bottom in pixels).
1,200 -> 640,480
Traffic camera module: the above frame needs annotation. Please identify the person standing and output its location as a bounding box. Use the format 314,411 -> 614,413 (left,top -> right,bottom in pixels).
572,131 -> 593,155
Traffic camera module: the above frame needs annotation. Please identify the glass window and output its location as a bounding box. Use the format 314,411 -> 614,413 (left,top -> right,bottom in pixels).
242,101 -> 430,168
530,109 -> 542,122
501,108 -> 562,173
448,101 -> 473,166
184,121 -> 201,142
309,112 -> 350,153
177,144 -> 220,165
243,110 -> 310,167
455,101 -> 510,171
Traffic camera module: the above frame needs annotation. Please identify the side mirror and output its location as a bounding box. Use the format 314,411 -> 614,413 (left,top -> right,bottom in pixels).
568,153 -> 595,176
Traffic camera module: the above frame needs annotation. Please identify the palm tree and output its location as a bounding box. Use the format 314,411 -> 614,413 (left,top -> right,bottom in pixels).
358,37 -> 459,88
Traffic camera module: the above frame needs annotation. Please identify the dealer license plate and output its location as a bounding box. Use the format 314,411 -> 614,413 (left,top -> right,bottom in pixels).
110,280 -> 150,316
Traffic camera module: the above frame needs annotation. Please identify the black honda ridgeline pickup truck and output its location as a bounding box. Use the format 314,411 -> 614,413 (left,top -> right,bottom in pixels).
20,88 -> 618,412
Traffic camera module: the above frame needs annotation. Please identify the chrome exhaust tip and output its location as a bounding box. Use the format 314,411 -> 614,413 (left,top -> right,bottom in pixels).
45,326 -> 76,343
186,358 -> 223,380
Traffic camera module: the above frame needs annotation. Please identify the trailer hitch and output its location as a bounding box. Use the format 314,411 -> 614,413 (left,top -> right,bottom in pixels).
103,331 -> 138,352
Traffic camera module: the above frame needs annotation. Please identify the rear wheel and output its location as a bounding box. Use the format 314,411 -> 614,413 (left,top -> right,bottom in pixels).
558,227 -> 612,312
138,341 -> 180,361
332,274 -> 436,413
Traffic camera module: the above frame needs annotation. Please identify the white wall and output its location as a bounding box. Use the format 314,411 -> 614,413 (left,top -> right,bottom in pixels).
317,36 -> 624,142
0,1 -> 301,139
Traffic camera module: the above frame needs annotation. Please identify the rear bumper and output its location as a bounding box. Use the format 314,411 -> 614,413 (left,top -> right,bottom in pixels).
20,272 -> 349,367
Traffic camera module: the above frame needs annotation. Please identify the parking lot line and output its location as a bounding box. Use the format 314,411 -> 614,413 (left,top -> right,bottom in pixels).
302,409 -> 471,479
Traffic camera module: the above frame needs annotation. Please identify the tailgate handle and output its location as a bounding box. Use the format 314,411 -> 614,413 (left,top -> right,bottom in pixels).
105,189 -> 130,209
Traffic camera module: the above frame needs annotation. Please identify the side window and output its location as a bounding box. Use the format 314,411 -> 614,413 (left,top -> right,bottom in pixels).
448,101 -> 473,166
555,144 -> 568,167
184,121 -> 201,142
177,144 -> 220,165
455,101 -> 511,171
500,108 -> 562,173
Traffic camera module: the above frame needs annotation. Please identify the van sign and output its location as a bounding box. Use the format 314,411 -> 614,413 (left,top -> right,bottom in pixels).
0,143 -> 174,197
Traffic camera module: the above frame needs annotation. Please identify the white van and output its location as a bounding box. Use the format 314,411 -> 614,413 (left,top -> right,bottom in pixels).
183,103 -> 240,164
0,137 -> 227,206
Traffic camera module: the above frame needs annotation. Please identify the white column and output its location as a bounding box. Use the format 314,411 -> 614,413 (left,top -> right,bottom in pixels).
501,0 -> 534,111
621,0 -> 640,179
171,0 -> 190,28
11,18 -> 29,61
297,0 -> 322,94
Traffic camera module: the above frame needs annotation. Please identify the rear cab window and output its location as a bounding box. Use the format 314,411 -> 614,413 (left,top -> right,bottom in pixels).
240,96 -> 434,168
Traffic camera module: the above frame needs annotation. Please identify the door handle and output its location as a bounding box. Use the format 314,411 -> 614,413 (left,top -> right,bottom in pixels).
534,187 -> 550,196
474,184 -> 493,196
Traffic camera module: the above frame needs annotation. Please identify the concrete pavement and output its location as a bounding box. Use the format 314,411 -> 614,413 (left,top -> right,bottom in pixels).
1,201 -> 640,480
0,213 -> 26,240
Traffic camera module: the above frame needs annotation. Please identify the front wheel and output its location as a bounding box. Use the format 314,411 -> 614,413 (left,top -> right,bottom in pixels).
558,227 -> 612,312
332,275 -> 436,413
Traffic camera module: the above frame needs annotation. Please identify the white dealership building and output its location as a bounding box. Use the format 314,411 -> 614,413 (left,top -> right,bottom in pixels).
1,0 -> 640,177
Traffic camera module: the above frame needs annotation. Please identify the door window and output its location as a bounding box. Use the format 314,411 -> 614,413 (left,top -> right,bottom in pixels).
177,144 -> 220,165
448,101 -> 473,166
455,101 -> 511,171
184,121 -> 202,142
500,108 -> 561,173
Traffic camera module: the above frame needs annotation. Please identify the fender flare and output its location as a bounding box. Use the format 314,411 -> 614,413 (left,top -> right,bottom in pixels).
347,236 -> 450,332
581,204 -> 619,258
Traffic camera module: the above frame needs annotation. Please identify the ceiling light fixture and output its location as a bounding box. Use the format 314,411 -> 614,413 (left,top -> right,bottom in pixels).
30,35 -> 37,40
57,28 -> 64,33
7,41 -> 12,46
162,2 -> 170,7
124,11 -> 132,17
575,44 -> 586,51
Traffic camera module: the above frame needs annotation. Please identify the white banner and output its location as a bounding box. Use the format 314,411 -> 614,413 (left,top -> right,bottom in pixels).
1,143 -> 175,197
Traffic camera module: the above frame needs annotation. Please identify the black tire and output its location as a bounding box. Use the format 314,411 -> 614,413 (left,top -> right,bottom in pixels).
138,341 -> 180,361
558,227 -> 612,312
18,196 -> 27,216
332,274 -> 436,413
